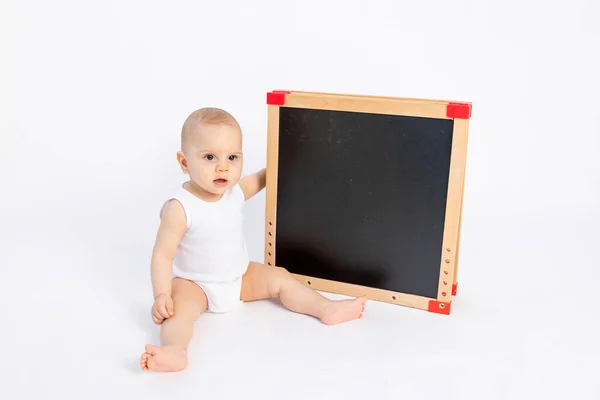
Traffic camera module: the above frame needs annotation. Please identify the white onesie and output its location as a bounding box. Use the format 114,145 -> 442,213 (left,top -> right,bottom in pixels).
162,183 -> 250,313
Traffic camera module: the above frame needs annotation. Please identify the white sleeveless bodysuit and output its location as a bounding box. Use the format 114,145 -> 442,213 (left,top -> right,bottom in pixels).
162,183 -> 250,312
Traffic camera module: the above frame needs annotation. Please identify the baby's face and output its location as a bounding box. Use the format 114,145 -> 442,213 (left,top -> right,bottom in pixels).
180,123 -> 243,197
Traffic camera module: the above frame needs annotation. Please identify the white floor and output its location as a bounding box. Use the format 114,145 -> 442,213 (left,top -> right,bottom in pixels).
1,212 -> 598,399
2,0 -> 599,398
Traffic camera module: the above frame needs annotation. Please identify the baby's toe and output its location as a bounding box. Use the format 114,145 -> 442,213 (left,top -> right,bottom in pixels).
140,354 -> 148,370
145,344 -> 159,355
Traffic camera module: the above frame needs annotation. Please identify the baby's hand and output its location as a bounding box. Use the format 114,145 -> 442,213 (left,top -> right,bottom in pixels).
151,294 -> 174,325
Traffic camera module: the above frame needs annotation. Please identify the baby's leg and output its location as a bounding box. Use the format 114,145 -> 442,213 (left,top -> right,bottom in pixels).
140,278 -> 208,372
240,262 -> 366,325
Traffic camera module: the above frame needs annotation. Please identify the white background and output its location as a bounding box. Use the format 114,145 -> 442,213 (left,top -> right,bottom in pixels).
1,0 -> 599,399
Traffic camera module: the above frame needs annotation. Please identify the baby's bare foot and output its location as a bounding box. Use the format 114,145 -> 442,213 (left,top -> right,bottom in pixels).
140,344 -> 187,372
320,296 -> 367,325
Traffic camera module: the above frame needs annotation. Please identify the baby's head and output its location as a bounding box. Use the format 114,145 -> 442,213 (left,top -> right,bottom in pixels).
177,107 -> 243,198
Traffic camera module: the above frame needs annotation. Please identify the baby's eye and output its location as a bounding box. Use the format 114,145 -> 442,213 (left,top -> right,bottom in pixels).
204,154 -> 215,161
228,155 -> 238,161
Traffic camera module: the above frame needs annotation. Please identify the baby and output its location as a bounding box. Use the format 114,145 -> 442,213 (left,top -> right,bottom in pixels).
140,107 -> 367,372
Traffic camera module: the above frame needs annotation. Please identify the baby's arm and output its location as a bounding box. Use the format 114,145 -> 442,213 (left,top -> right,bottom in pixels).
150,200 -> 187,299
239,167 -> 266,200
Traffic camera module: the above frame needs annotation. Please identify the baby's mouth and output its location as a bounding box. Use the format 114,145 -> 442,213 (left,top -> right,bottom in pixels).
214,178 -> 228,185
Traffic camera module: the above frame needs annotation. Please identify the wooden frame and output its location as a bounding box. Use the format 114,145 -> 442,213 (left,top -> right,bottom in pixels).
264,90 -> 471,315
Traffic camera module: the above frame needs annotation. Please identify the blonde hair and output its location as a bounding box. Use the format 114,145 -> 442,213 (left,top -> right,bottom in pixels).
181,107 -> 241,151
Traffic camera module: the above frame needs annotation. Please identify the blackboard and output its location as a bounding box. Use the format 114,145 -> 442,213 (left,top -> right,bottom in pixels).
264,91 -> 471,314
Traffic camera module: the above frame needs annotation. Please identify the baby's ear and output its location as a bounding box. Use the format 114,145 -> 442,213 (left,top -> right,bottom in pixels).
176,151 -> 189,173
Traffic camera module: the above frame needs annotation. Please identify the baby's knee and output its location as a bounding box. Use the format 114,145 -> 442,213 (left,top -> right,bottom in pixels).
273,266 -> 294,282
272,265 -> 288,276
172,296 -> 204,319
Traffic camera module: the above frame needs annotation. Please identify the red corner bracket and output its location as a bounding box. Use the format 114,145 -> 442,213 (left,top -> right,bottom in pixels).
446,102 -> 472,119
266,90 -> 291,105
428,300 -> 451,315
452,282 -> 458,296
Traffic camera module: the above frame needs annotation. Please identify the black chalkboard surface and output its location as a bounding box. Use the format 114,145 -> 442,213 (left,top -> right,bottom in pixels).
276,107 -> 453,299
264,91 -> 471,314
